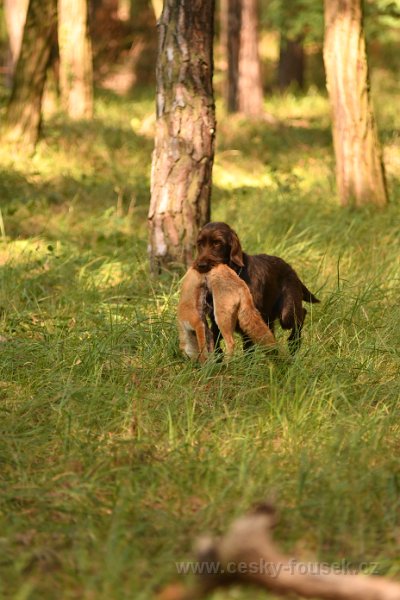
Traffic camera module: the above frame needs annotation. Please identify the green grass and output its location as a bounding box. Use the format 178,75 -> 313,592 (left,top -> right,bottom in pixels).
0,57 -> 400,600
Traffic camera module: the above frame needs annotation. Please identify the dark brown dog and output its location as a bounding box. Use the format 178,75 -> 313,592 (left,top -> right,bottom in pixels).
193,222 -> 319,354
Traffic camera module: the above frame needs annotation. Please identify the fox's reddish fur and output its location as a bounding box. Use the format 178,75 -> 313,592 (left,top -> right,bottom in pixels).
177,265 -> 276,361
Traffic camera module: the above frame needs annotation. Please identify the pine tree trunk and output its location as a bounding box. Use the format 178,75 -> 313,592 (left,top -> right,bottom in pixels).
148,0 -> 216,272
220,0 -> 228,87
5,0 -> 57,149
238,0 -> 263,117
221,0 -> 241,112
228,0 -> 241,112
323,0 -> 388,207
130,0 -> 157,86
278,36 -> 304,91
4,0 -> 29,82
58,0 -> 93,119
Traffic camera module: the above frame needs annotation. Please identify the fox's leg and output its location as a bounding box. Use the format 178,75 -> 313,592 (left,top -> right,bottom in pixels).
214,305 -> 237,357
195,321 -> 209,363
179,321 -> 200,359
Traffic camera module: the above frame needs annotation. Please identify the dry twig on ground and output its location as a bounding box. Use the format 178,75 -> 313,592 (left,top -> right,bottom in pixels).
158,504 -> 400,600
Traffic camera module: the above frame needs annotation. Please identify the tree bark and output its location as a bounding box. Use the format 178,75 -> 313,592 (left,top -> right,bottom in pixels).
323,0 -> 388,207
148,0 -> 216,272
4,0 -> 29,82
238,0 -> 263,117
5,0 -> 57,150
221,0 -> 241,112
58,0 -> 93,119
220,0 -> 228,66
278,35 -> 304,91
129,0 -> 157,87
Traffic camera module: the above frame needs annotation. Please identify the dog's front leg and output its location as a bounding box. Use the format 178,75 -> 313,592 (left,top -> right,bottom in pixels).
241,333 -> 254,352
210,314 -> 224,354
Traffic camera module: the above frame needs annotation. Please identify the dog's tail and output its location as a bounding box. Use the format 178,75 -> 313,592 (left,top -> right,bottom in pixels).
238,305 -> 276,348
301,283 -> 320,304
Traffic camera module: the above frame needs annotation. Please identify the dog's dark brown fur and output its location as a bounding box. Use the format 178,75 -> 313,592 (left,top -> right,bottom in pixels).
193,222 -> 319,354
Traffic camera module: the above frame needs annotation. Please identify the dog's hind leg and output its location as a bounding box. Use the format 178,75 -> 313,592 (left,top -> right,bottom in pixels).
282,306 -> 307,355
278,284 -> 307,354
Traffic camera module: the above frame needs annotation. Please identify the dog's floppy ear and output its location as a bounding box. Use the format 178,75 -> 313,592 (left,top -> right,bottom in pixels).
229,230 -> 244,268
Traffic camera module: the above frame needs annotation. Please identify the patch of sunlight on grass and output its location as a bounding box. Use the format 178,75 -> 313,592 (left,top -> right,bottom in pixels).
81,259 -> 127,290
290,161 -> 333,193
0,238 -> 55,266
213,154 -> 277,190
259,31 -> 279,62
265,88 -> 330,123
95,88 -> 154,124
385,142 -> 400,178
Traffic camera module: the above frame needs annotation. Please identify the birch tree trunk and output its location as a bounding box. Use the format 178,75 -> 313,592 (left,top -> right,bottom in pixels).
5,0 -> 57,150
323,0 -> 388,207
148,0 -> 216,272
58,0 -> 93,119
238,0 -> 263,117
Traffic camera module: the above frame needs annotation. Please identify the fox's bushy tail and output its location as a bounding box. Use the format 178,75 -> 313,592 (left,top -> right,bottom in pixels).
237,305 -> 276,347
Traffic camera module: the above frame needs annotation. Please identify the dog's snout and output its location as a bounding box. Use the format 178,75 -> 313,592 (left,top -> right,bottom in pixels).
195,261 -> 211,273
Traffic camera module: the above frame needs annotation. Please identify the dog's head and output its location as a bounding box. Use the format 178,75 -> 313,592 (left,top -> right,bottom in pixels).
193,222 -> 244,273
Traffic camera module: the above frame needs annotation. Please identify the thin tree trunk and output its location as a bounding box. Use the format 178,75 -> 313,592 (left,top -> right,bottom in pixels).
323,0 -> 388,207
4,0 -> 29,83
130,0 -> 157,86
220,0 -> 228,75
278,35 -> 304,91
148,0 -> 216,272
221,0 -> 241,112
238,0 -> 263,117
5,0 -> 57,150
58,0 -> 93,119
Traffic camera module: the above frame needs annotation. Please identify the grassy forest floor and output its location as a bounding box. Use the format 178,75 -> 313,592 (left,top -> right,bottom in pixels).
0,48 -> 400,600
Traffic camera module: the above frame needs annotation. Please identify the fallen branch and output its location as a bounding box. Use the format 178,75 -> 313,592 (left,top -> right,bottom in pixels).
158,505 -> 400,600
